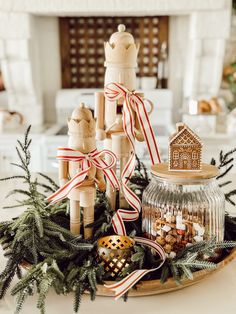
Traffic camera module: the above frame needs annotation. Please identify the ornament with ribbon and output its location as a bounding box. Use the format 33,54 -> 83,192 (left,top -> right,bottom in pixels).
47,148 -> 120,205
103,82 -> 166,299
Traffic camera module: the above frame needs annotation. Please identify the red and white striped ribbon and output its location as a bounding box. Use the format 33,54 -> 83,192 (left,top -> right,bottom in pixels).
47,148 -> 120,204
105,82 -> 161,165
104,82 -> 165,299
104,82 -> 161,235
104,237 -> 166,300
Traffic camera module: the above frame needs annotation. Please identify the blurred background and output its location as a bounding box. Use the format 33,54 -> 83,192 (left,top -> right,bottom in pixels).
0,0 -> 236,173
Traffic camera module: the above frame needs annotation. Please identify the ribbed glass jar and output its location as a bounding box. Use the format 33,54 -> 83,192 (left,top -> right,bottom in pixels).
142,163 -> 225,255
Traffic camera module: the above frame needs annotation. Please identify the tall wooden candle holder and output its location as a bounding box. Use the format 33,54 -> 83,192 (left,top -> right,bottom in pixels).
95,24 -> 148,209
59,103 -> 106,238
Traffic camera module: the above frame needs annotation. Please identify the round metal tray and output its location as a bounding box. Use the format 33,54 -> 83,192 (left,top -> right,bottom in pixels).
95,248 -> 236,297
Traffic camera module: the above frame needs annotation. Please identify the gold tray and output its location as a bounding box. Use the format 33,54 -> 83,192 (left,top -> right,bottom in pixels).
95,248 -> 236,297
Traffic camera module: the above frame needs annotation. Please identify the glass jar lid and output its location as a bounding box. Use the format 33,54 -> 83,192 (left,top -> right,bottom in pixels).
151,163 -> 219,182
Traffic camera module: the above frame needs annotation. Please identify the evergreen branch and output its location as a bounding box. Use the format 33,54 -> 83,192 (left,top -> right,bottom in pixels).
217,164 -> 234,180
24,125 -> 31,147
225,197 -> 235,206
3,204 -> 25,209
32,210 -> 44,238
10,163 -> 27,171
181,265 -> 193,280
15,147 -> 27,170
160,263 -> 170,284
225,189 -> 236,206
38,173 -> 59,191
15,288 -> 29,314
225,190 -> 236,199
35,182 -> 56,193
26,138 -> 32,150
74,285 -> 83,313
219,181 -> 232,188
173,259 -> 217,270
0,175 -> 26,182
223,148 -> 236,162
37,277 -> 53,313
5,189 -> 31,199
169,263 -> 181,285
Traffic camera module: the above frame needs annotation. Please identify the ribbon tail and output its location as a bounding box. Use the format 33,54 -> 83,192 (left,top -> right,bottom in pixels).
112,213 -> 126,236
102,167 -> 120,191
46,170 -> 88,204
135,97 -> 161,164
111,99 -> 141,237
104,269 -> 147,300
104,237 -> 166,300
92,155 -> 120,190
105,168 -> 120,190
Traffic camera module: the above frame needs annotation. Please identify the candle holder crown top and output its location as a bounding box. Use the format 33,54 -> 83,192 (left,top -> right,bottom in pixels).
104,24 -> 139,68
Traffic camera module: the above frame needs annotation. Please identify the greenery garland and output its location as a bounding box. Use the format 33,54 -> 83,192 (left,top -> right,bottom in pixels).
0,126 -> 236,314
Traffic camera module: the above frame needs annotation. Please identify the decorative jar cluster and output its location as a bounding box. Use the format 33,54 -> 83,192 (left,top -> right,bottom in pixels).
142,163 -> 225,255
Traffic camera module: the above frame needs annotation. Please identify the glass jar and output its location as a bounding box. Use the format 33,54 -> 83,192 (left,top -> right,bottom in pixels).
142,163 -> 225,255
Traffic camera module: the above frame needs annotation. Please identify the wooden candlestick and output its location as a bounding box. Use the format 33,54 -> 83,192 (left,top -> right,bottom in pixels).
94,24 -> 153,209
59,103 -> 106,238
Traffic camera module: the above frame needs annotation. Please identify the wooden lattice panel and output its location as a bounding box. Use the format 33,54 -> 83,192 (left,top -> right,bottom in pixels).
59,16 -> 168,88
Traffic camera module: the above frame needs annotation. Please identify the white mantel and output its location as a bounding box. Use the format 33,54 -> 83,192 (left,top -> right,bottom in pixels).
0,0 -> 232,125
0,0 -> 231,15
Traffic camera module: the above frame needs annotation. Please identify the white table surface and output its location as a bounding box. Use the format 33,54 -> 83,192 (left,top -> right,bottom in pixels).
0,176 -> 236,314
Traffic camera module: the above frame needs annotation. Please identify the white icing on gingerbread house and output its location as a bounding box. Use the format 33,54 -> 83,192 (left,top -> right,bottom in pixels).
169,123 -> 203,171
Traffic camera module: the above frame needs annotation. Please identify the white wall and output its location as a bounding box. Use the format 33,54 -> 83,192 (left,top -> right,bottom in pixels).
35,16 -> 61,124
0,13 -> 44,126
0,1 -> 231,126
169,15 -> 189,122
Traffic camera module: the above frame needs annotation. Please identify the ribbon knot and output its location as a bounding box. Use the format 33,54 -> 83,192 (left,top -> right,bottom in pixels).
47,148 -> 120,205
105,82 -> 161,164
85,153 -> 92,164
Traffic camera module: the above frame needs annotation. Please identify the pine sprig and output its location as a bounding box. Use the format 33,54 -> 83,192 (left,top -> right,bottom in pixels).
225,214 -> 236,241
211,148 -> 236,205
128,155 -> 150,200
225,190 -> 236,206
73,285 -> 83,313
38,173 -> 59,192
160,239 -> 236,283
11,259 -> 65,314
0,127 -> 94,305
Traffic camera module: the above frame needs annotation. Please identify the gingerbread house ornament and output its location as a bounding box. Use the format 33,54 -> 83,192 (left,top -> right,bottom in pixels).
169,123 -> 203,171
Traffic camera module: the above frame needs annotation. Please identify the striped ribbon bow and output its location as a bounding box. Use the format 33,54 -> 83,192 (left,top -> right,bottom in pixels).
104,82 -> 165,299
47,148 -> 120,204
104,82 -> 161,165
